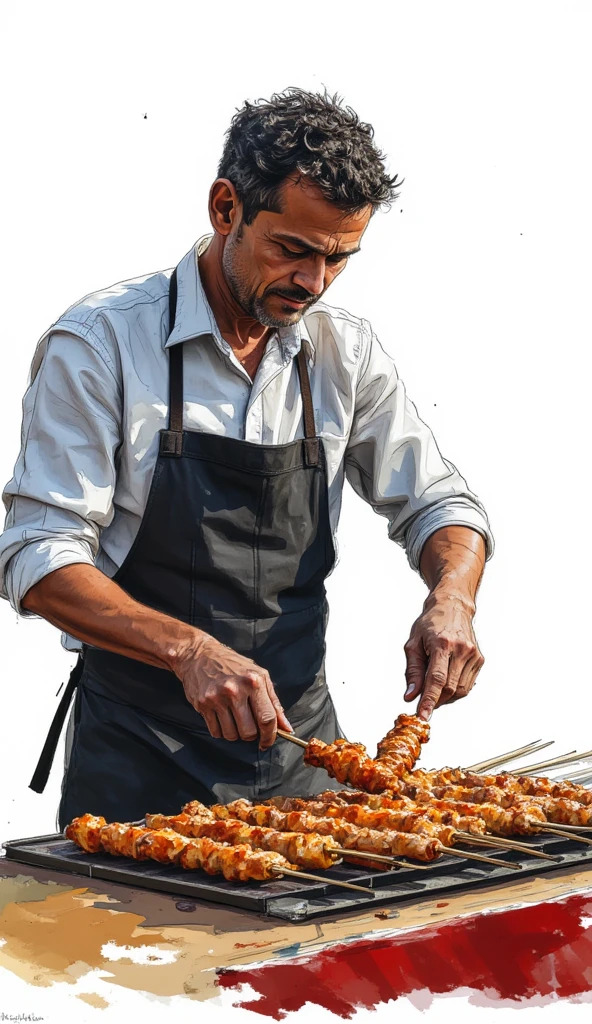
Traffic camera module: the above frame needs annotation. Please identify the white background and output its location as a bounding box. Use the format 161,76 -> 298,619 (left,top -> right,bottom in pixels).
0,1 -> 591,1020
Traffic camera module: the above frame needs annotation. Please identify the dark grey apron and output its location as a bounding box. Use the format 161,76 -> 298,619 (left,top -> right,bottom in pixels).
30,267 -> 344,828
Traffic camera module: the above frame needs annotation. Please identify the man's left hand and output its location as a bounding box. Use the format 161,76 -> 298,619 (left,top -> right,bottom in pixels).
403,590 -> 484,721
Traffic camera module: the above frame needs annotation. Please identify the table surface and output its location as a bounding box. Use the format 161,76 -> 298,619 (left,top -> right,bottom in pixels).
1,853 -> 592,1015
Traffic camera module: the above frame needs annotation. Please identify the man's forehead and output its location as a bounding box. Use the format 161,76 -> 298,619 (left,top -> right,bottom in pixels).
263,177 -> 371,250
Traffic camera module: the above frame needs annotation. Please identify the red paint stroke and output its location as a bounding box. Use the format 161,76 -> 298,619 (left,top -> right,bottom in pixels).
217,891 -> 592,1019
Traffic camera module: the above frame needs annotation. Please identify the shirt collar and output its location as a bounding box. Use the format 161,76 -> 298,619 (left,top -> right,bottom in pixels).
165,235 -> 316,363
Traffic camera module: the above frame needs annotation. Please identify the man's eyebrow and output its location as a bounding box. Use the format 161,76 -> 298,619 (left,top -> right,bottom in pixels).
273,233 -> 361,258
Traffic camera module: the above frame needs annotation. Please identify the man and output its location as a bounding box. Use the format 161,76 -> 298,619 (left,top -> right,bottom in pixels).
0,89 -> 492,827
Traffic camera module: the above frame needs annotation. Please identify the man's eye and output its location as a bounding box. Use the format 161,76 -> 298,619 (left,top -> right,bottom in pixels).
281,247 -> 306,259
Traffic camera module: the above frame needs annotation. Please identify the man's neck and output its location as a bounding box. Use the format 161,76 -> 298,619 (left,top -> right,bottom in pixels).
198,236 -> 272,376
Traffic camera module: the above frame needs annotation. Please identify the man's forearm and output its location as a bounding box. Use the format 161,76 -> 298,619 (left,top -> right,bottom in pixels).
21,563 -> 201,672
22,562 -> 293,746
405,526 -> 487,718
418,525 -> 486,610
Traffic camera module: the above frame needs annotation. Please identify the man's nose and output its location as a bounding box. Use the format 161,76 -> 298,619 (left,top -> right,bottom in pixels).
292,259 -> 325,297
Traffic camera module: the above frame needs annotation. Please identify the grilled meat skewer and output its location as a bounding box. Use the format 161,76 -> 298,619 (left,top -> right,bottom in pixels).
65,813 -> 296,881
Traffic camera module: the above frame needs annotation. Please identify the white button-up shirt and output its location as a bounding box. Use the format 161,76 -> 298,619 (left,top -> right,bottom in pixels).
0,236 -> 493,649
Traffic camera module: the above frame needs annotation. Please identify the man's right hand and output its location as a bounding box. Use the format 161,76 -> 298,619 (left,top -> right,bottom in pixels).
173,635 -> 293,750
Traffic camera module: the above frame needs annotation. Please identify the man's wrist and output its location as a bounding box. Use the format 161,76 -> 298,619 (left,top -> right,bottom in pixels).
162,626 -> 208,675
425,581 -> 477,615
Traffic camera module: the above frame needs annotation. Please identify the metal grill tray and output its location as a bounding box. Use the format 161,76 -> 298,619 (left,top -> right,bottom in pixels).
4,830 -> 592,921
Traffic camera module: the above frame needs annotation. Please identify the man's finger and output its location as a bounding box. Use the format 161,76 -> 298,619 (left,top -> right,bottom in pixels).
215,704 -> 240,742
201,708 -> 222,739
264,676 -> 293,732
417,648 -> 451,720
231,699 -> 259,742
246,672 -> 279,749
447,650 -> 484,703
434,648 -> 470,707
404,638 -> 428,701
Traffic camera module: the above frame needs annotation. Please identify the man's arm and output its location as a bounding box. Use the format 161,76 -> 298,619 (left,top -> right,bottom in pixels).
344,325 -> 492,718
22,563 -> 292,748
403,525 -> 486,720
2,330 -> 290,748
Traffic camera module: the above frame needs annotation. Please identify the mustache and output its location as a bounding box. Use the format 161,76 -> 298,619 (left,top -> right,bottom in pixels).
269,288 -> 318,303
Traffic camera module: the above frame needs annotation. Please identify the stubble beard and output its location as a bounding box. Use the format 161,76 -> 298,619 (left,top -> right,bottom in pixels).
222,234 -> 317,329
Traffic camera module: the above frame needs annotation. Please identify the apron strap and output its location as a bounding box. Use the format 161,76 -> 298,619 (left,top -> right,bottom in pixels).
161,267 -> 184,455
29,658 -> 84,794
296,346 -> 319,467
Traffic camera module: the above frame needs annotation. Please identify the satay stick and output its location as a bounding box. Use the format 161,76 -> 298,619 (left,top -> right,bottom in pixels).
335,848 -> 431,870
439,846 -> 521,869
467,740 -> 552,773
333,847 -> 418,868
528,821 -> 592,832
273,867 -> 372,892
507,750 -> 583,775
453,831 -> 560,861
277,729 -> 308,748
535,826 -> 592,845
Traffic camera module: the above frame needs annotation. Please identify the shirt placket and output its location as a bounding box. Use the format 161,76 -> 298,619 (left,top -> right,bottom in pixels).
245,336 -> 299,443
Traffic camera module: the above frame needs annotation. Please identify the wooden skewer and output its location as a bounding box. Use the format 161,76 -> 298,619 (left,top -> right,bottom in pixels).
532,821 -> 592,832
508,750 -> 579,775
277,729 -> 308,748
273,867 -> 372,893
334,847 -> 409,868
453,832 -> 560,861
522,750 -> 592,775
466,740 -> 552,773
536,826 -> 592,846
336,848 -> 432,870
440,846 -> 521,869
553,767 -> 592,784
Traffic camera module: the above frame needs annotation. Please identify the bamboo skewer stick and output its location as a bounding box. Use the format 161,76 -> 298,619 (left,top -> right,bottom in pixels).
536,826 -> 592,846
508,750 -> 580,775
277,729 -> 308,748
553,767 -> 592,784
333,847 -> 430,869
273,867 -> 373,893
532,822 -> 592,833
466,740 -> 553,773
453,832 -> 561,861
440,846 -> 521,869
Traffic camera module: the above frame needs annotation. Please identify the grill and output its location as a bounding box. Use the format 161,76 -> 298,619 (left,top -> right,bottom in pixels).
4,829 -> 592,921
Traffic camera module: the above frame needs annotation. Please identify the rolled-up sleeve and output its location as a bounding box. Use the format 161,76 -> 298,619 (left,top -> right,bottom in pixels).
0,328 -> 122,613
344,325 -> 494,571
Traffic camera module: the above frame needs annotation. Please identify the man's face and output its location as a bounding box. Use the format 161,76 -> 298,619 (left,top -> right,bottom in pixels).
221,177 -> 372,328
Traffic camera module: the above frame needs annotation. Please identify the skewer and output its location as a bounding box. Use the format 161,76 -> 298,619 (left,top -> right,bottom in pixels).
523,750 -> 592,774
277,729 -> 308,749
536,826 -> 592,846
333,847 -> 429,869
466,740 -> 552,773
438,846 -> 521,869
508,750 -> 579,775
273,867 -> 372,893
552,767 -> 592,784
532,822 -> 592,833
453,832 -> 561,861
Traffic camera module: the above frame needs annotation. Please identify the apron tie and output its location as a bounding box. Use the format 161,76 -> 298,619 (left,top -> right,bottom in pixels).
29,658 -> 83,794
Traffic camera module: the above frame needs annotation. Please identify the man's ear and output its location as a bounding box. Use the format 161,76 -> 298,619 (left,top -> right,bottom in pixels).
208,178 -> 242,236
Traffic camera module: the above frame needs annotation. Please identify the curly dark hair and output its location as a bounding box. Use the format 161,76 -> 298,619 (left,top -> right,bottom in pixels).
217,87 -> 401,225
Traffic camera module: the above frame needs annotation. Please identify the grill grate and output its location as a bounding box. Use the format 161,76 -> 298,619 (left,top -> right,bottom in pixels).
4,830 -> 592,921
